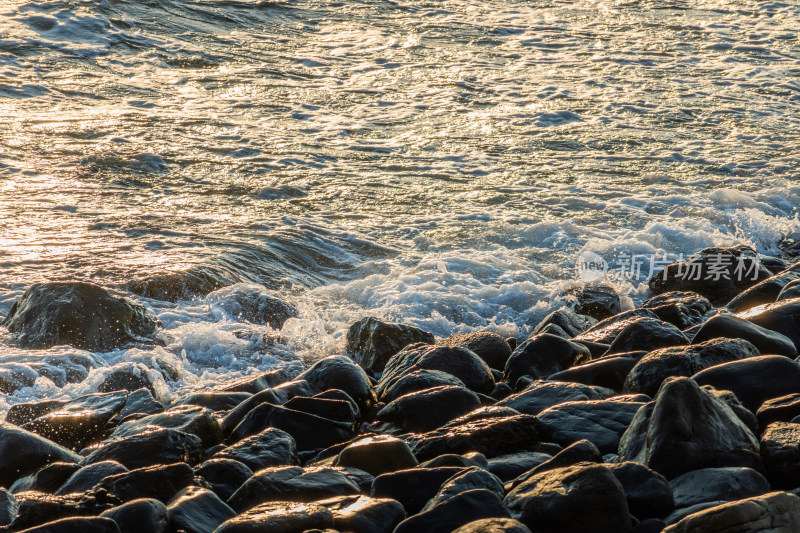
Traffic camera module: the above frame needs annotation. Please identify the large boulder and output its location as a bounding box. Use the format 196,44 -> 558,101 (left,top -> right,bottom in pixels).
210,428 -> 297,472
94,462 -> 195,503
194,459 -> 253,502
346,317 -> 434,375
205,283 -> 297,328
618,377 -> 759,479
669,467 -> 770,509
334,435 -> 418,476
692,313 -> 797,358
9,462 -> 79,495
502,334 -> 591,385
377,385 -> 481,432
726,263 -> 800,312
220,380 -> 318,437
602,462 -> 674,520
81,429 -> 204,470
317,494 -> 406,533
537,399 -> 646,453
757,393 -> 800,427
214,501 -> 334,533
549,354 -> 640,392
574,309 -> 661,345
371,467 -> 466,515
378,369 -> 466,403
109,405 -> 222,450
623,338 -> 759,397
394,489 -> 511,533
100,499 -> 169,533
0,422 -> 81,488
296,355 -> 376,411
11,491 -> 122,531
421,466 -> 505,511
606,318 -> 689,355
166,486 -> 236,533
507,440 -> 603,491
55,461 -> 129,495
738,298 -> 800,351
760,422 -> 800,489
1,282 -> 160,351
663,491 -> 800,533
496,381 -> 614,417
641,291 -> 714,330
440,331 -> 513,371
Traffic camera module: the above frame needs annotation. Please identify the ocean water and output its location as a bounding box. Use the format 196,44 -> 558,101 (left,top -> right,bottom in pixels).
1,0 -> 799,407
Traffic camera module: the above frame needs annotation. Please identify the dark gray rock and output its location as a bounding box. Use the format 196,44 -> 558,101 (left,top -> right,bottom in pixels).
346,317 -> 435,375
606,318 -> 689,355
284,395 -> 358,424
14,517 -> 121,533
108,388 -> 164,425
737,298 -> 800,351
496,381 -> 614,417
692,313 -> 797,358
532,308 -> 597,338
575,309 -> 661,345
641,291 -> 714,330
537,399 -> 646,453
219,380 -> 317,437
97,364 -> 160,398
662,491 -> 800,533
760,422 -> 800,489
11,491 -> 122,531
567,285 -> 622,321
778,279 -> 800,301
213,501 -> 334,533
420,452 -> 487,469
316,494 -> 406,533
217,367 -> 297,394
394,488 -> 511,533
0,422 -> 81,488
669,467 -> 770,509
452,518 -> 533,533
0,489 -> 16,527
502,334 -> 591,384
94,462 -> 195,503
487,452 -> 552,482
55,461 -> 128,495
507,440 -> 602,491
421,466 -> 504,511
6,400 -> 66,427
371,467 -> 465,515
603,462 -> 673,520
166,486 -> 236,533
441,331 -> 513,371
549,354 -> 640,392
211,428 -> 297,472
443,406 -> 522,428
758,393 -> 800,427
726,263 -> 800,312
81,428 -> 204,470
194,459 -> 253,501
704,387 -> 759,435
0,282 -> 160,351
127,267 -> 227,303
296,355 -> 376,411
206,283 -> 298,328
379,369 -> 466,403
9,462 -> 79,495
334,435 -> 418,476
100,498 -> 169,533
173,392 -> 251,412
377,385 -> 481,432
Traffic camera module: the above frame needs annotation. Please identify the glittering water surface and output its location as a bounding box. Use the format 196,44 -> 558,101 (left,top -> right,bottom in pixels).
1,0 -> 799,405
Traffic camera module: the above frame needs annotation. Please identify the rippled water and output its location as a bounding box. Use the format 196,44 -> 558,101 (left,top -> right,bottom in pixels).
1,0 -> 799,405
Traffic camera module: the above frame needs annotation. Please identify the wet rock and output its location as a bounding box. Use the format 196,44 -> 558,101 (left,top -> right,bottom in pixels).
663,491 -> 800,533
346,317 -> 435,375
502,334 -> 591,384
14,516 -> 121,533
648,245 -> 771,306
704,387 -> 759,435
504,463 -> 632,533
777,279 -> 800,301
740,300 -> 800,356
6,400 -> 66,427
0,422 -> 81,488
94,462 -> 195,503
206,283 -> 297,328
692,313 -> 797,357
214,501 -> 334,533
422,466 -> 505,511
395,488 -> 510,533
82,428 -> 204,470
567,284 -> 622,321
378,368 -> 466,403
758,393 -> 800,427
10,463 -> 80,495
420,452 -> 488,469
641,291 -> 714,330
606,317 -> 689,355
490,382 -> 513,401
574,309 -> 661,345
108,388 -> 164,426
317,494 -> 406,533
441,331 -> 513,371
211,428 -> 297,472
377,385 -> 481,432
194,459 -> 253,501
220,380 -> 318,436
55,461 -> 128,495
603,462 -> 673,520
110,405 -> 222,449
98,363 -> 161,398
1,282 -> 161,351
726,263 -> 800,312
452,518 -> 533,533
378,344 -> 495,396
166,486 -> 236,533
486,452 -> 552,482
624,338 -> 760,397
371,467 -> 466,514
549,354 -> 640,392
760,422 -> 800,489
406,414 -> 543,462
618,377 -> 759,479
693,354 -> 800,411
532,308 -> 597,339
537,398 -> 646,453
670,467 -> 769,509
226,465 -> 360,513
173,392 -> 251,412
99,498 -> 169,533
24,392 -> 128,450
218,367 -> 298,394
333,435 -> 418,476
507,440 -> 602,491
284,395 -> 358,424
442,406 -> 522,429
127,267 -> 228,302
0,489 -> 16,527
11,491 -> 122,531
297,355 -> 376,411
496,380 -> 614,416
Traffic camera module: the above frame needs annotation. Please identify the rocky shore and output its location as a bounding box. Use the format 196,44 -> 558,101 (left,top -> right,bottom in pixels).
2,244 -> 800,532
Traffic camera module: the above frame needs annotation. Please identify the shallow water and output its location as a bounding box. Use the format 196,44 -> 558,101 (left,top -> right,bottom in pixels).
1,0 -> 799,406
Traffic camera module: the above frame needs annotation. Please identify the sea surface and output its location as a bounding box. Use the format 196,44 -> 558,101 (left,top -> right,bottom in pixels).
1,0 -> 799,408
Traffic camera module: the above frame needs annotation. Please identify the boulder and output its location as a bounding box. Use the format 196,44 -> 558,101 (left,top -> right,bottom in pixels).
6,400 -> 66,427
0,489 -> 16,527
371,467 -> 465,515
606,318 -> 689,355
194,459 -> 253,501
502,334 -> 591,384
537,399 -> 646,453
487,452 -> 553,482
566,284 -> 622,321
13,517 -> 121,533
334,435 -> 418,476
220,380 -> 317,436
704,387 -> 759,435
376,385 -> 481,432
778,279 -> 800,301
669,467 -> 770,509
378,369 -> 466,403
346,317 -> 435,375
94,462 -> 195,503
760,422 -> 800,489
316,494 -> 406,533
210,428 -> 297,472
81,428 -> 204,470
641,291 -> 714,330
504,463 -> 632,533
97,363 -> 161,398
452,518 -> 533,533
214,501 -> 334,533
173,392 -> 251,413
662,491 -> 800,533
394,489 -> 511,533
11,491 -> 122,531
127,267 -> 227,302
0,282 -> 160,351
603,462 -> 673,520
624,338 -> 760,397
549,354 -> 640,392
9,463 -> 80,495
692,313 -> 797,358
205,283 -> 297,328
726,263 -> 800,312
100,499 -> 169,533
507,440 -> 602,491
284,395 -> 358,424
532,308 -> 597,338
737,298 -> 800,351
420,452 -> 488,469
758,393 -> 800,427
296,355 -> 376,411
496,381 -> 614,416
109,388 -> 164,425
574,309 -> 661,345
0,422 -> 81,488
421,466 -> 505,511
441,331 -> 513,370
55,461 -> 128,495
218,367 -> 298,394
166,486 -> 236,533
618,377 -> 760,479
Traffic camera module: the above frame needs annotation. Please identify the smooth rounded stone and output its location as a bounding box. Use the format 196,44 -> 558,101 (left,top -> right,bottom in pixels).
6,400 -> 66,427
14,517 -> 121,533
206,283 -> 297,328
624,338 -> 760,397
502,334 -> 591,384
166,486 -> 236,533
641,291 -> 714,330
662,491 -> 800,533
490,382 -> 513,401
504,463 -> 632,533
632,518 -> 667,533
759,393 -> 800,427
693,354 -> 800,412
55,461 -> 128,495
648,245 -> 772,306
440,331 -> 513,371
0,422 -> 81,488
371,467 -> 466,514
220,380 -> 317,436
10,463 -> 80,495
0,282 -> 161,351
726,263 -> 800,312
0,489 -> 17,527
574,309 -> 661,345
549,355 -> 640,393
226,465 -> 360,513
214,501 -> 335,533
602,462 -> 673,520
495,380 -> 614,417
316,494 -> 406,533
333,435 -> 418,476
210,428 -> 297,472
670,467 -> 770,509
11,491 -> 122,531
227,403 -> 353,453
405,414 -> 543,462
378,344 -> 495,397
378,369 -> 466,403
376,385 -> 481,432
296,355 -> 376,411
566,284 -> 622,321
109,405 -> 222,450
606,317 -> 689,355
692,313 -> 797,358
97,363 -> 161,398
421,466 -> 505,511
284,395 -> 358,424
532,308 -> 598,339
536,399 -> 646,453
418,452 -> 488,469
82,428 -> 204,470
662,500 -> 729,526
195,459 -> 253,501
108,388 -> 164,426
618,377 -> 760,480
487,452 -> 552,482
703,387 -> 759,435
173,392 -> 251,412
126,266 -> 228,302
452,518 -> 533,533
777,279 -> 800,301
507,440 -> 602,491
100,498 -> 169,533
23,392 -> 129,450
218,367 -> 298,394
738,298 -> 800,351
346,317 -> 435,376
443,405 -> 522,428
395,488 -> 511,533
760,422 -> 800,489
95,462 -> 195,503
